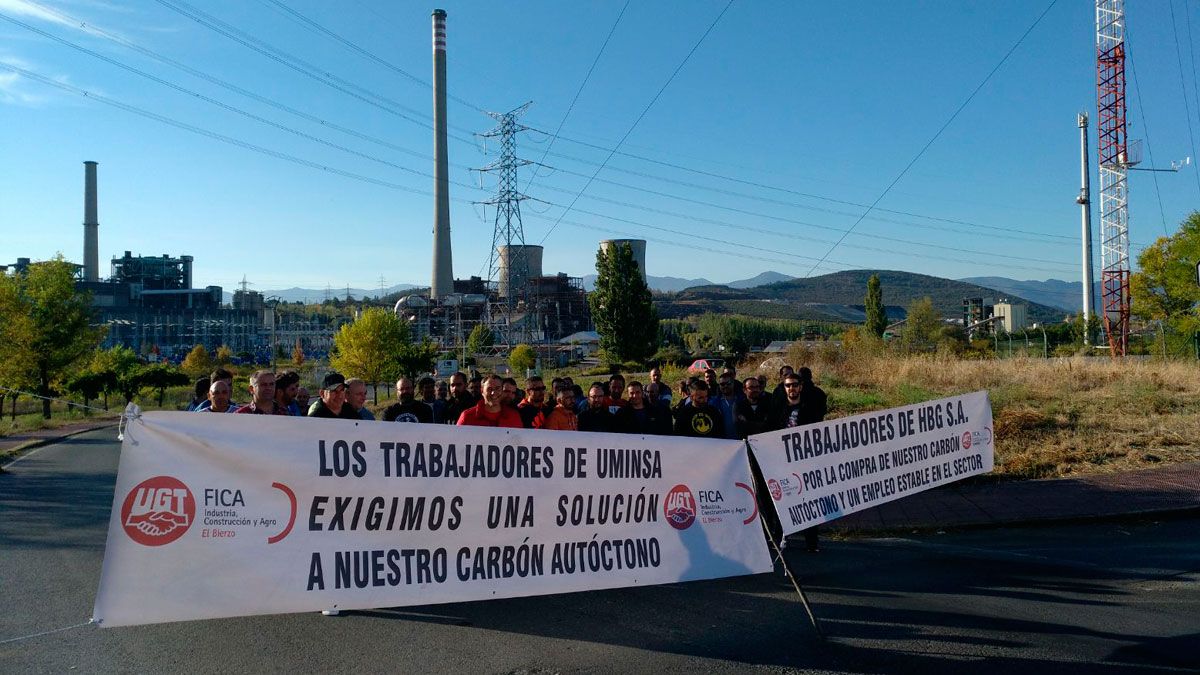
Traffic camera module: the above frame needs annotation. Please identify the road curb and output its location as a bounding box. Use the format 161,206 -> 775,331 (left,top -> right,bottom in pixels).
0,422 -> 119,470
822,504 -> 1200,538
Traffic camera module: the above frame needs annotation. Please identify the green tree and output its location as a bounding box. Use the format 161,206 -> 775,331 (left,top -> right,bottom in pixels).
135,363 -> 191,407
864,273 -> 887,338
64,371 -> 111,415
589,242 -> 658,363
466,324 -> 494,356
93,346 -> 144,403
331,308 -> 411,402
396,340 -> 439,380
0,257 -> 104,418
509,344 -> 537,374
900,297 -> 941,353
181,344 -> 213,378
1132,212 -> 1200,336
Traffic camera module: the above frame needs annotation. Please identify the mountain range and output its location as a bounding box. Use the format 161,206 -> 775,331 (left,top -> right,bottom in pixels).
224,270 -> 1086,322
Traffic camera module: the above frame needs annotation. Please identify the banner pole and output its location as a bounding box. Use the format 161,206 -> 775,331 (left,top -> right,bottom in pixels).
759,513 -> 824,639
747,440 -> 824,639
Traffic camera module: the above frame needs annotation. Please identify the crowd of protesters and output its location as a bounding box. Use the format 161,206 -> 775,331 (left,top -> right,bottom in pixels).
186,361 -> 828,597
187,363 -> 826,443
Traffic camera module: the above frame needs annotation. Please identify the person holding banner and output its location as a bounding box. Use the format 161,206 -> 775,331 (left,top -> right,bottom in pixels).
770,368 -> 827,552
615,381 -> 671,435
307,372 -> 360,420
274,371 -> 302,416
442,372 -> 474,425
735,376 -> 772,438
383,377 -> 434,423
234,370 -> 289,415
200,379 -> 238,414
673,380 -> 725,439
543,385 -> 579,430
579,383 -> 617,432
517,376 -> 555,429
456,374 -> 523,428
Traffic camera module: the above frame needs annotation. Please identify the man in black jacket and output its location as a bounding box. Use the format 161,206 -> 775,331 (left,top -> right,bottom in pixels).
307,372 -> 360,420
383,377 -> 434,423
735,376 -> 772,438
578,383 -> 617,432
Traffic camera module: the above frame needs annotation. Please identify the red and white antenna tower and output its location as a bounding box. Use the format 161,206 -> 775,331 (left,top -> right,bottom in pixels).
1095,0 -> 1137,356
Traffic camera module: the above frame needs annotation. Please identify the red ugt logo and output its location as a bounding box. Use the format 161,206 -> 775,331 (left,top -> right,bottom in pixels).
120,476 -> 195,546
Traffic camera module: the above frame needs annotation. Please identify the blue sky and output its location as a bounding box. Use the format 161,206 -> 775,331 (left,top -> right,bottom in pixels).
2,0 -> 1199,293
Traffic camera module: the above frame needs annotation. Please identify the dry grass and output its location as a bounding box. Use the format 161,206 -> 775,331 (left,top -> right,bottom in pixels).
743,348 -> 1200,480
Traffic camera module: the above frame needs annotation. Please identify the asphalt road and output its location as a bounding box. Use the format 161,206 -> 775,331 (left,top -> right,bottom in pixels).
2,428 -> 1198,674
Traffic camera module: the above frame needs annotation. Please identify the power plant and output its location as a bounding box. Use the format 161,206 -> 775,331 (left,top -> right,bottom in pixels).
397,9 -> 592,352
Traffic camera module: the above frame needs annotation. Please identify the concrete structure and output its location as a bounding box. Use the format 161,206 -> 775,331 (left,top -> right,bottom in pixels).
1077,112 -> 1095,345
992,300 -> 1028,333
430,9 -> 453,300
83,161 -> 99,282
600,239 -> 647,282
497,244 -> 543,298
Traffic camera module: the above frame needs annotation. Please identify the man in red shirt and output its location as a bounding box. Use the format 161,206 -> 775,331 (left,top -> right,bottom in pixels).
457,374 -> 523,428
235,370 -> 289,415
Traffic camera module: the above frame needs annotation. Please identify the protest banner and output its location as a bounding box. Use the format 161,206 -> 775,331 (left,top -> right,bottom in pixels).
93,413 -> 773,627
747,391 -> 993,535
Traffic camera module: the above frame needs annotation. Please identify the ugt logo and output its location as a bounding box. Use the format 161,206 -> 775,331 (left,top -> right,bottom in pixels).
664,484 -> 696,530
120,476 -> 195,546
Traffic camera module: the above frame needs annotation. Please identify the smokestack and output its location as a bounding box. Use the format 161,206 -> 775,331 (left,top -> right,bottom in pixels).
430,9 -> 453,300
83,161 -> 99,282
1076,113 -> 1094,345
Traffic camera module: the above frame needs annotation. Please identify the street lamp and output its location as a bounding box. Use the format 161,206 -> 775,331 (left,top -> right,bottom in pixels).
1032,322 -> 1047,358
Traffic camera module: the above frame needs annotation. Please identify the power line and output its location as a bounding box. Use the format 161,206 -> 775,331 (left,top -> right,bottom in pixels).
526,0 -> 630,193
153,0 -> 477,143
528,182 -> 1077,270
803,0 -> 1060,276
0,62 -> 441,196
537,0 -> 734,245
1125,41 -> 1170,235
18,0 -> 449,161
1169,0 -> 1200,198
525,126 -> 1080,241
531,158 -> 1079,246
257,0 -> 487,113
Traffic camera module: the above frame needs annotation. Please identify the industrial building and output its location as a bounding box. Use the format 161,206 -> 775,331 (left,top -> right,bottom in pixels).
962,296 -> 1029,337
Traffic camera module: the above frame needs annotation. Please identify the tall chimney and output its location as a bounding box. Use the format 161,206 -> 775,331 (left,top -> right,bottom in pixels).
83,161 -> 99,282
1076,113 -> 1094,345
430,9 -> 453,299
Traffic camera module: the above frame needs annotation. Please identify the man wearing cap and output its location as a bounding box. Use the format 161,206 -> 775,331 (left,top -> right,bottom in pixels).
456,374 -> 523,428
235,370 -> 289,415
307,372 -> 360,419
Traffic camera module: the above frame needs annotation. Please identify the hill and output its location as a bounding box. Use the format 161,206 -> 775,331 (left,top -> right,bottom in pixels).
656,269 -> 1068,325
959,276 -> 1097,313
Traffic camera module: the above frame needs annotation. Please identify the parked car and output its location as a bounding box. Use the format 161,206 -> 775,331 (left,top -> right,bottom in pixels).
686,358 -> 725,374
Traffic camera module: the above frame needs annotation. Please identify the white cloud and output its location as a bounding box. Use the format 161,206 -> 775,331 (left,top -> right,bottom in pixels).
0,0 -> 75,28
0,68 -> 49,105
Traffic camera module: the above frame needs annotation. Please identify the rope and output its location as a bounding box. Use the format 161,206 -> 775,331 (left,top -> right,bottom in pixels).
0,619 -> 93,645
0,386 -> 114,415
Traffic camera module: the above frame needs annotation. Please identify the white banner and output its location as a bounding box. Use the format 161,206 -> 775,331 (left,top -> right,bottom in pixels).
93,413 -> 772,627
748,391 -> 994,535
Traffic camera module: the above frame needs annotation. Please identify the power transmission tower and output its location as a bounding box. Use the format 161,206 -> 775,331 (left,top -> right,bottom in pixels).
474,102 -> 533,345
1095,0 -> 1136,356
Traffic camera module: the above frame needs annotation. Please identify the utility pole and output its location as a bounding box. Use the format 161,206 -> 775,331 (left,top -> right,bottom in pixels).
475,102 -> 533,346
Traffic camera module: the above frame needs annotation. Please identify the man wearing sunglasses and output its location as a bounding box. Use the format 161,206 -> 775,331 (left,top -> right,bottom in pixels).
517,375 -> 555,429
